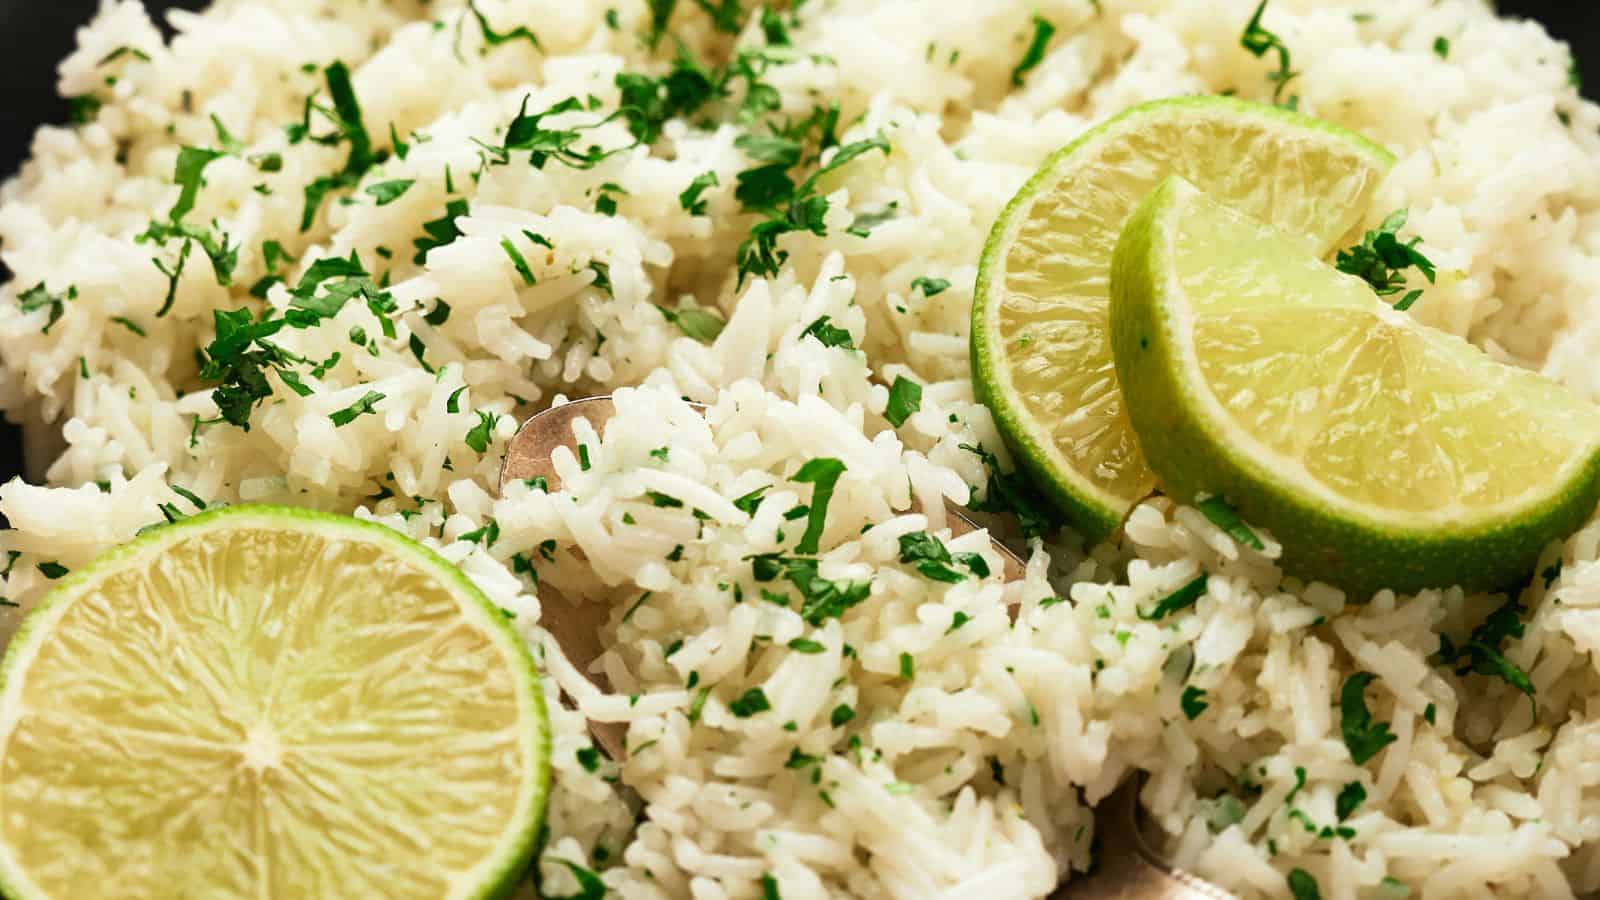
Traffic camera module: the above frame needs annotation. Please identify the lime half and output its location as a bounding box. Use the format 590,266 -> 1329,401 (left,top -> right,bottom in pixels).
0,505 -> 549,899
1111,177 -> 1600,595
972,96 -> 1395,541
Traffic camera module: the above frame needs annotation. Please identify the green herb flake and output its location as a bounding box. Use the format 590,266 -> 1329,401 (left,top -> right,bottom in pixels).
1433,36 -> 1450,59
1010,15 -> 1056,86
464,411 -> 498,453
792,458 -> 845,554
1287,868 -> 1321,900
788,638 -> 826,654
659,304 -> 727,342
899,652 -> 915,681
679,170 -> 720,215
1340,671 -> 1399,764
830,704 -> 855,727
365,179 -> 415,206
1140,574 -> 1208,621
884,376 -> 922,427
1180,686 -> 1209,720
1336,781 -> 1366,821
1335,209 -> 1437,309
330,390 -> 384,427
466,0 -> 542,49
729,687 -> 772,718
500,238 -> 537,286
37,562 -> 69,580
1196,496 -> 1265,550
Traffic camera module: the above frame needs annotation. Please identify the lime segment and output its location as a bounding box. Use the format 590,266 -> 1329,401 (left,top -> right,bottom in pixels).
972,96 -> 1395,541
0,506 -> 549,899
1110,177 -> 1600,594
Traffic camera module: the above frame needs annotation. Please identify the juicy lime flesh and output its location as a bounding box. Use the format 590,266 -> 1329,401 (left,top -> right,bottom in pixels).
1112,178 -> 1600,592
1175,187 -> 1596,519
977,97 -> 1393,539
0,510 -> 546,899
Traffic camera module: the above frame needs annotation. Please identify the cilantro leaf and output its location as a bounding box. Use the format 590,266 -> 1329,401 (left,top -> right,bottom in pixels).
1196,496 -> 1265,551
898,531 -> 965,583
1181,686 -> 1209,720
791,458 -> 845,554
16,283 -> 74,334
910,275 -> 951,297
1240,1 -> 1299,106
170,146 -> 225,223
1286,869 -> 1321,900
466,0 -> 541,49
546,859 -> 606,900
365,179 -> 415,205
465,411 -> 498,453
1339,671 -> 1398,764
329,390 -> 385,426
801,315 -> 854,350
679,170 -> 720,215
732,485 -> 769,515
1010,14 -> 1056,86
1335,209 -> 1437,309
1335,781 -> 1366,821
659,304 -> 727,342
413,199 -> 469,264
884,376 -> 921,427
960,442 -> 1061,541
1140,574 -> 1209,621
749,554 -> 872,625
729,687 -> 771,717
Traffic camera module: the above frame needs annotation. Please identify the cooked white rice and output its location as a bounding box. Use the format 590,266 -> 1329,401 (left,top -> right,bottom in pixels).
3,0 -> 1599,897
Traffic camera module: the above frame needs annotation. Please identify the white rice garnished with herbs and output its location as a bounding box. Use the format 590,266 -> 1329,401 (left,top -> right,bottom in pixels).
3,1 -> 1599,897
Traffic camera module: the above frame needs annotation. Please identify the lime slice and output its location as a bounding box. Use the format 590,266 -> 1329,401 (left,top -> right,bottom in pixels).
1110,176 -> 1600,595
972,97 -> 1395,541
0,505 -> 549,899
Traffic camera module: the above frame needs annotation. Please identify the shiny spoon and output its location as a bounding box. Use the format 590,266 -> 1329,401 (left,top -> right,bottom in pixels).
499,395 -> 1232,899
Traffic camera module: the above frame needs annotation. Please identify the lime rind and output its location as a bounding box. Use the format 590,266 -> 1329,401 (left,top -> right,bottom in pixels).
973,95 -> 1395,543
0,504 -> 550,900
1110,177 -> 1600,595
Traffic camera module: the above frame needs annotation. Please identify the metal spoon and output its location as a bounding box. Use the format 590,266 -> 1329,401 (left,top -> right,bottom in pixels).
499,395 -> 1231,899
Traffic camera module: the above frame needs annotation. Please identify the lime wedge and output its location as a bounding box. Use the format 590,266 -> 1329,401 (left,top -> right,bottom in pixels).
0,506 -> 549,899
972,97 -> 1395,541
1110,177 -> 1600,594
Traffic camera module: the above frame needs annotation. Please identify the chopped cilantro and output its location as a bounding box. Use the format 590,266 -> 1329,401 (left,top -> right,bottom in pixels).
733,485 -> 769,515
1335,209 -> 1437,310
1340,671 -> 1398,764
692,0 -> 743,33
899,652 -> 914,680
960,443 -> 1061,541
910,275 -> 951,297
1433,36 -> 1450,58
800,315 -> 854,350
364,179 -> 414,205
66,95 -> 102,125
659,304 -> 727,342
884,376 -> 922,427
38,562 -> 69,580
761,872 -> 782,900
749,554 -> 872,625
679,170 -> 720,215
787,637 -> 825,654
830,704 -> 855,727
729,687 -> 771,717
110,316 -> 146,337
576,745 -> 601,773
1196,496 -> 1265,551
1335,781 -> 1366,820
464,411 -> 498,452
1435,596 -> 1536,711
17,283 -> 74,334
330,390 -> 384,426
897,531 -> 985,583
791,457 -> 845,554
1287,869 -> 1321,900
466,0 -> 541,49
1240,0 -> 1299,106
413,199 -> 469,264
169,146 -> 225,223
1140,574 -> 1209,621
547,859 -> 606,900
947,611 -> 972,634
1010,15 -> 1056,86
501,238 -> 536,286
1180,686 -> 1209,720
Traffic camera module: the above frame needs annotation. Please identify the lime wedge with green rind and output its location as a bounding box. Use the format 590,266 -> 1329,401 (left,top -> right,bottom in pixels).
972,96 -> 1395,542
1110,176 -> 1600,595
0,505 -> 549,899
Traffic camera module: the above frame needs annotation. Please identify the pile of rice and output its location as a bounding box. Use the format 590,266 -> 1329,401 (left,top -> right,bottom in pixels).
2,0 -> 1599,897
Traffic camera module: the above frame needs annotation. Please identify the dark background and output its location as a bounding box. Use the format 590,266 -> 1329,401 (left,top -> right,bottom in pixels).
0,1 -> 1592,487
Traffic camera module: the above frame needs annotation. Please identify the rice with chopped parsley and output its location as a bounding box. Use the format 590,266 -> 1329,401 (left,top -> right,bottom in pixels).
2,0 -> 1600,897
